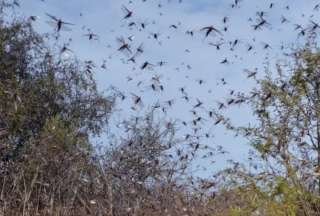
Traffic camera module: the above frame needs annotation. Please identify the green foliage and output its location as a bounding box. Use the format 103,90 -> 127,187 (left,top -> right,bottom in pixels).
214,46 -> 320,215
0,17 -> 113,161
0,7 -> 116,215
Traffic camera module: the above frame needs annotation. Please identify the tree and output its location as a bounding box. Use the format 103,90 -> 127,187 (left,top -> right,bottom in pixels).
94,111 -> 195,215
0,16 -> 113,158
214,45 -> 320,215
0,8 -> 114,214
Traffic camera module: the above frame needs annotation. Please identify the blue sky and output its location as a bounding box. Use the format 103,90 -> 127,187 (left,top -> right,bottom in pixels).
13,0 -> 320,177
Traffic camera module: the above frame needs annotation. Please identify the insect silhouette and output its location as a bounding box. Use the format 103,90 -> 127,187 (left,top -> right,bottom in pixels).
46,13 -> 74,32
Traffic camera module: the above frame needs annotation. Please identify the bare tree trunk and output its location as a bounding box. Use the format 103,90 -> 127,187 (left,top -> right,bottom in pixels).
108,180 -> 114,216
316,81 -> 320,194
317,128 -> 320,194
